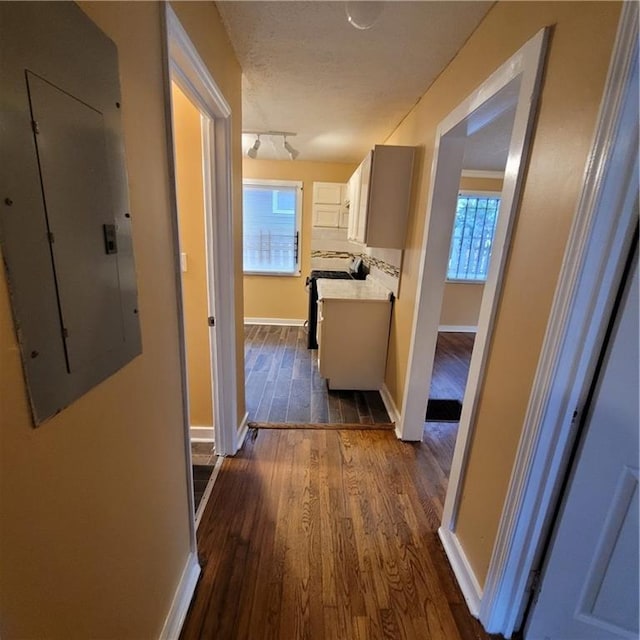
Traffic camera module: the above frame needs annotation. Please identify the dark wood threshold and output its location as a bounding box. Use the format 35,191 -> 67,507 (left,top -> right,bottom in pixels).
248,420 -> 395,430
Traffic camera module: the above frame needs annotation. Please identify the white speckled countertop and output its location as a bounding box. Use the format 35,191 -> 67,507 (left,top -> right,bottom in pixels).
316,277 -> 392,302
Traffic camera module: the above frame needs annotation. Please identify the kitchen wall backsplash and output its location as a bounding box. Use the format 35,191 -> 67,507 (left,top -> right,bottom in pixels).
364,246 -> 402,296
310,227 -> 402,296
310,249 -> 401,296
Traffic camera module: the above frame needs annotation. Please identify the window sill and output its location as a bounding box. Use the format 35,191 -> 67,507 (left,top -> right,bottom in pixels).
244,271 -> 301,277
446,279 -> 486,284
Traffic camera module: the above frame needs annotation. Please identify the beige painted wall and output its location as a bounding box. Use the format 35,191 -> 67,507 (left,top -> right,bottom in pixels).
440,176 -> 504,327
243,159 -> 356,320
172,82 -> 214,428
440,283 -> 484,327
171,1 -> 246,425
382,1 -> 621,586
0,2 -> 243,637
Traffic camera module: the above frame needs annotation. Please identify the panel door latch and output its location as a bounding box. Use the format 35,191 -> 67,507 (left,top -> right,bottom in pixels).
208,316 -> 215,327
103,223 -> 118,254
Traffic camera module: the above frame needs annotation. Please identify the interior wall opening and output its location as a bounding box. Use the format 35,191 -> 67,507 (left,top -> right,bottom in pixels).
425,102 -> 516,493
169,79 -> 218,520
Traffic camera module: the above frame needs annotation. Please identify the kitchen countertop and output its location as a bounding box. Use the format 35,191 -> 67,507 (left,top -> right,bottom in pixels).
316,277 -> 392,302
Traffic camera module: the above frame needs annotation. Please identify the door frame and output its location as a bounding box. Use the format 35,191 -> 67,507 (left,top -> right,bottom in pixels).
397,31 -> 549,603
480,4 -> 638,636
162,4 -> 238,460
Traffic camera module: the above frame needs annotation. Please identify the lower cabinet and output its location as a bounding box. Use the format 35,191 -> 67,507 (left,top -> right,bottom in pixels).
317,298 -> 392,390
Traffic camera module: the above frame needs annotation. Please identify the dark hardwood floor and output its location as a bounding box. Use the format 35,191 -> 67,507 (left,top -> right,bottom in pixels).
429,332 -> 475,402
423,332 -> 474,481
180,330 -> 484,639
244,324 -> 391,425
181,426 -> 498,640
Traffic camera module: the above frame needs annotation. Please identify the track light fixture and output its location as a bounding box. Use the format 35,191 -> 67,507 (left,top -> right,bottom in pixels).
243,131 -> 299,160
283,136 -> 299,160
247,135 -> 261,159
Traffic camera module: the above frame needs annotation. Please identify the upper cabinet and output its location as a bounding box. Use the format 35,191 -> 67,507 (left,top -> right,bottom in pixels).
312,181 -> 349,228
347,145 -> 415,249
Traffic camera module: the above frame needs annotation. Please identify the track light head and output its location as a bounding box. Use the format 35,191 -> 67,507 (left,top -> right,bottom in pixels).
283,137 -> 299,160
247,135 -> 261,159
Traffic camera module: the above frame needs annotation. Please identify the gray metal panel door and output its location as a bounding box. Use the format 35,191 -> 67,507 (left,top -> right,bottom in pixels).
27,72 -> 125,372
0,2 -> 141,424
525,249 -> 639,639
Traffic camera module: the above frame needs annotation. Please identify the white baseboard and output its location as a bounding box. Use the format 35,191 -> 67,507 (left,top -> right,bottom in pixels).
438,325 -> 478,333
234,411 -> 249,453
438,526 -> 482,617
380,383 -> 400,425
189,425 -> 214,442
244,317 -> 305,326
158,551 -> 200,640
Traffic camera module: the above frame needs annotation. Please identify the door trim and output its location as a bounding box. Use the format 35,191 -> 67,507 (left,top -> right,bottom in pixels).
479,4 -> 639,636
159,5 -> 239,620
163,4 -> 238,462
398,28 -> 549,532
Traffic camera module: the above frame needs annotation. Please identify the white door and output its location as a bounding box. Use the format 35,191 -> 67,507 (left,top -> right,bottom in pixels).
525,246 -> 639,639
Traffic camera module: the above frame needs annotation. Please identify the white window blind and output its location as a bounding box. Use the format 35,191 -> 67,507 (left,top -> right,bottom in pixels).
447,192 -> 501,282
243,180 -> 301,275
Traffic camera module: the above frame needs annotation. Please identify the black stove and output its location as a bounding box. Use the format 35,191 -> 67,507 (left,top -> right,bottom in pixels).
309,269 -> 353,280
305,270 -> 354,349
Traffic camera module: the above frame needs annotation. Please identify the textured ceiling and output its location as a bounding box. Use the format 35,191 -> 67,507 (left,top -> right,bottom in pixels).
217,1 -> 494,164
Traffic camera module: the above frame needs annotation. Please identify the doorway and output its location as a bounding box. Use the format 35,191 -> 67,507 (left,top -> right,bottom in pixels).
170,81 -> 219,521
162,4 -> 239,552
397,28 -> 549,613
425,121 -> 515,481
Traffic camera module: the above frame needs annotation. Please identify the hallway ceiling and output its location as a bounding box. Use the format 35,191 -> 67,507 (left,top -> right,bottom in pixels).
216,1 -> 494,164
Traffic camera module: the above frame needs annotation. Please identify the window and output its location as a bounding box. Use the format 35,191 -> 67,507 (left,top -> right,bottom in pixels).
447,192 -> 501,282
243,179 -> 302,275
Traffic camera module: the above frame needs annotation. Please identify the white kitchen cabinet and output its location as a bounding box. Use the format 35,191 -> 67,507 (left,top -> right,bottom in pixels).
316,279 -> 392,390
313,182 -> 342,204
313,204 -> 341,227
312,181 -> 349,228
346,145 -> 415,248
347,166 -> 361,240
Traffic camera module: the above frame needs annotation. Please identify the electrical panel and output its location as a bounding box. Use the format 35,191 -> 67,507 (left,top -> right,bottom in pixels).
0,3 -> 141,424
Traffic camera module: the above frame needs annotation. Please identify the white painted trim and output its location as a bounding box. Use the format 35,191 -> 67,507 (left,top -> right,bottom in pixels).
461,170 -> 505,180
194,455 -> 224,529
160,4 -> 198,571
164,9 -> 231,119
234,411 -> 249,454
479,5 -> 639,636
398,30 -> 549,546
438,325 -> 478,333
380,383 -> 400,425
189,426 -> 215,442
244,317 -> 306,326
158,552 -> 200,640
438,526 -> 482,617
164,4 -> 238,459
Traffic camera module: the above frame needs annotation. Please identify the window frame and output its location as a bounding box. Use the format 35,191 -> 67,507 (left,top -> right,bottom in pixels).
446,189 -> 502,284
242,178 -> 303,277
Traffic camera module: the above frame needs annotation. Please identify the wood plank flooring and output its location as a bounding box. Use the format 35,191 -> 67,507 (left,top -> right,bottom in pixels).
429,332 -> 475,402
244,325 -> 391,425
181,426 -> 499,639
423,332 -> 475,481
180,331 -> 486,639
